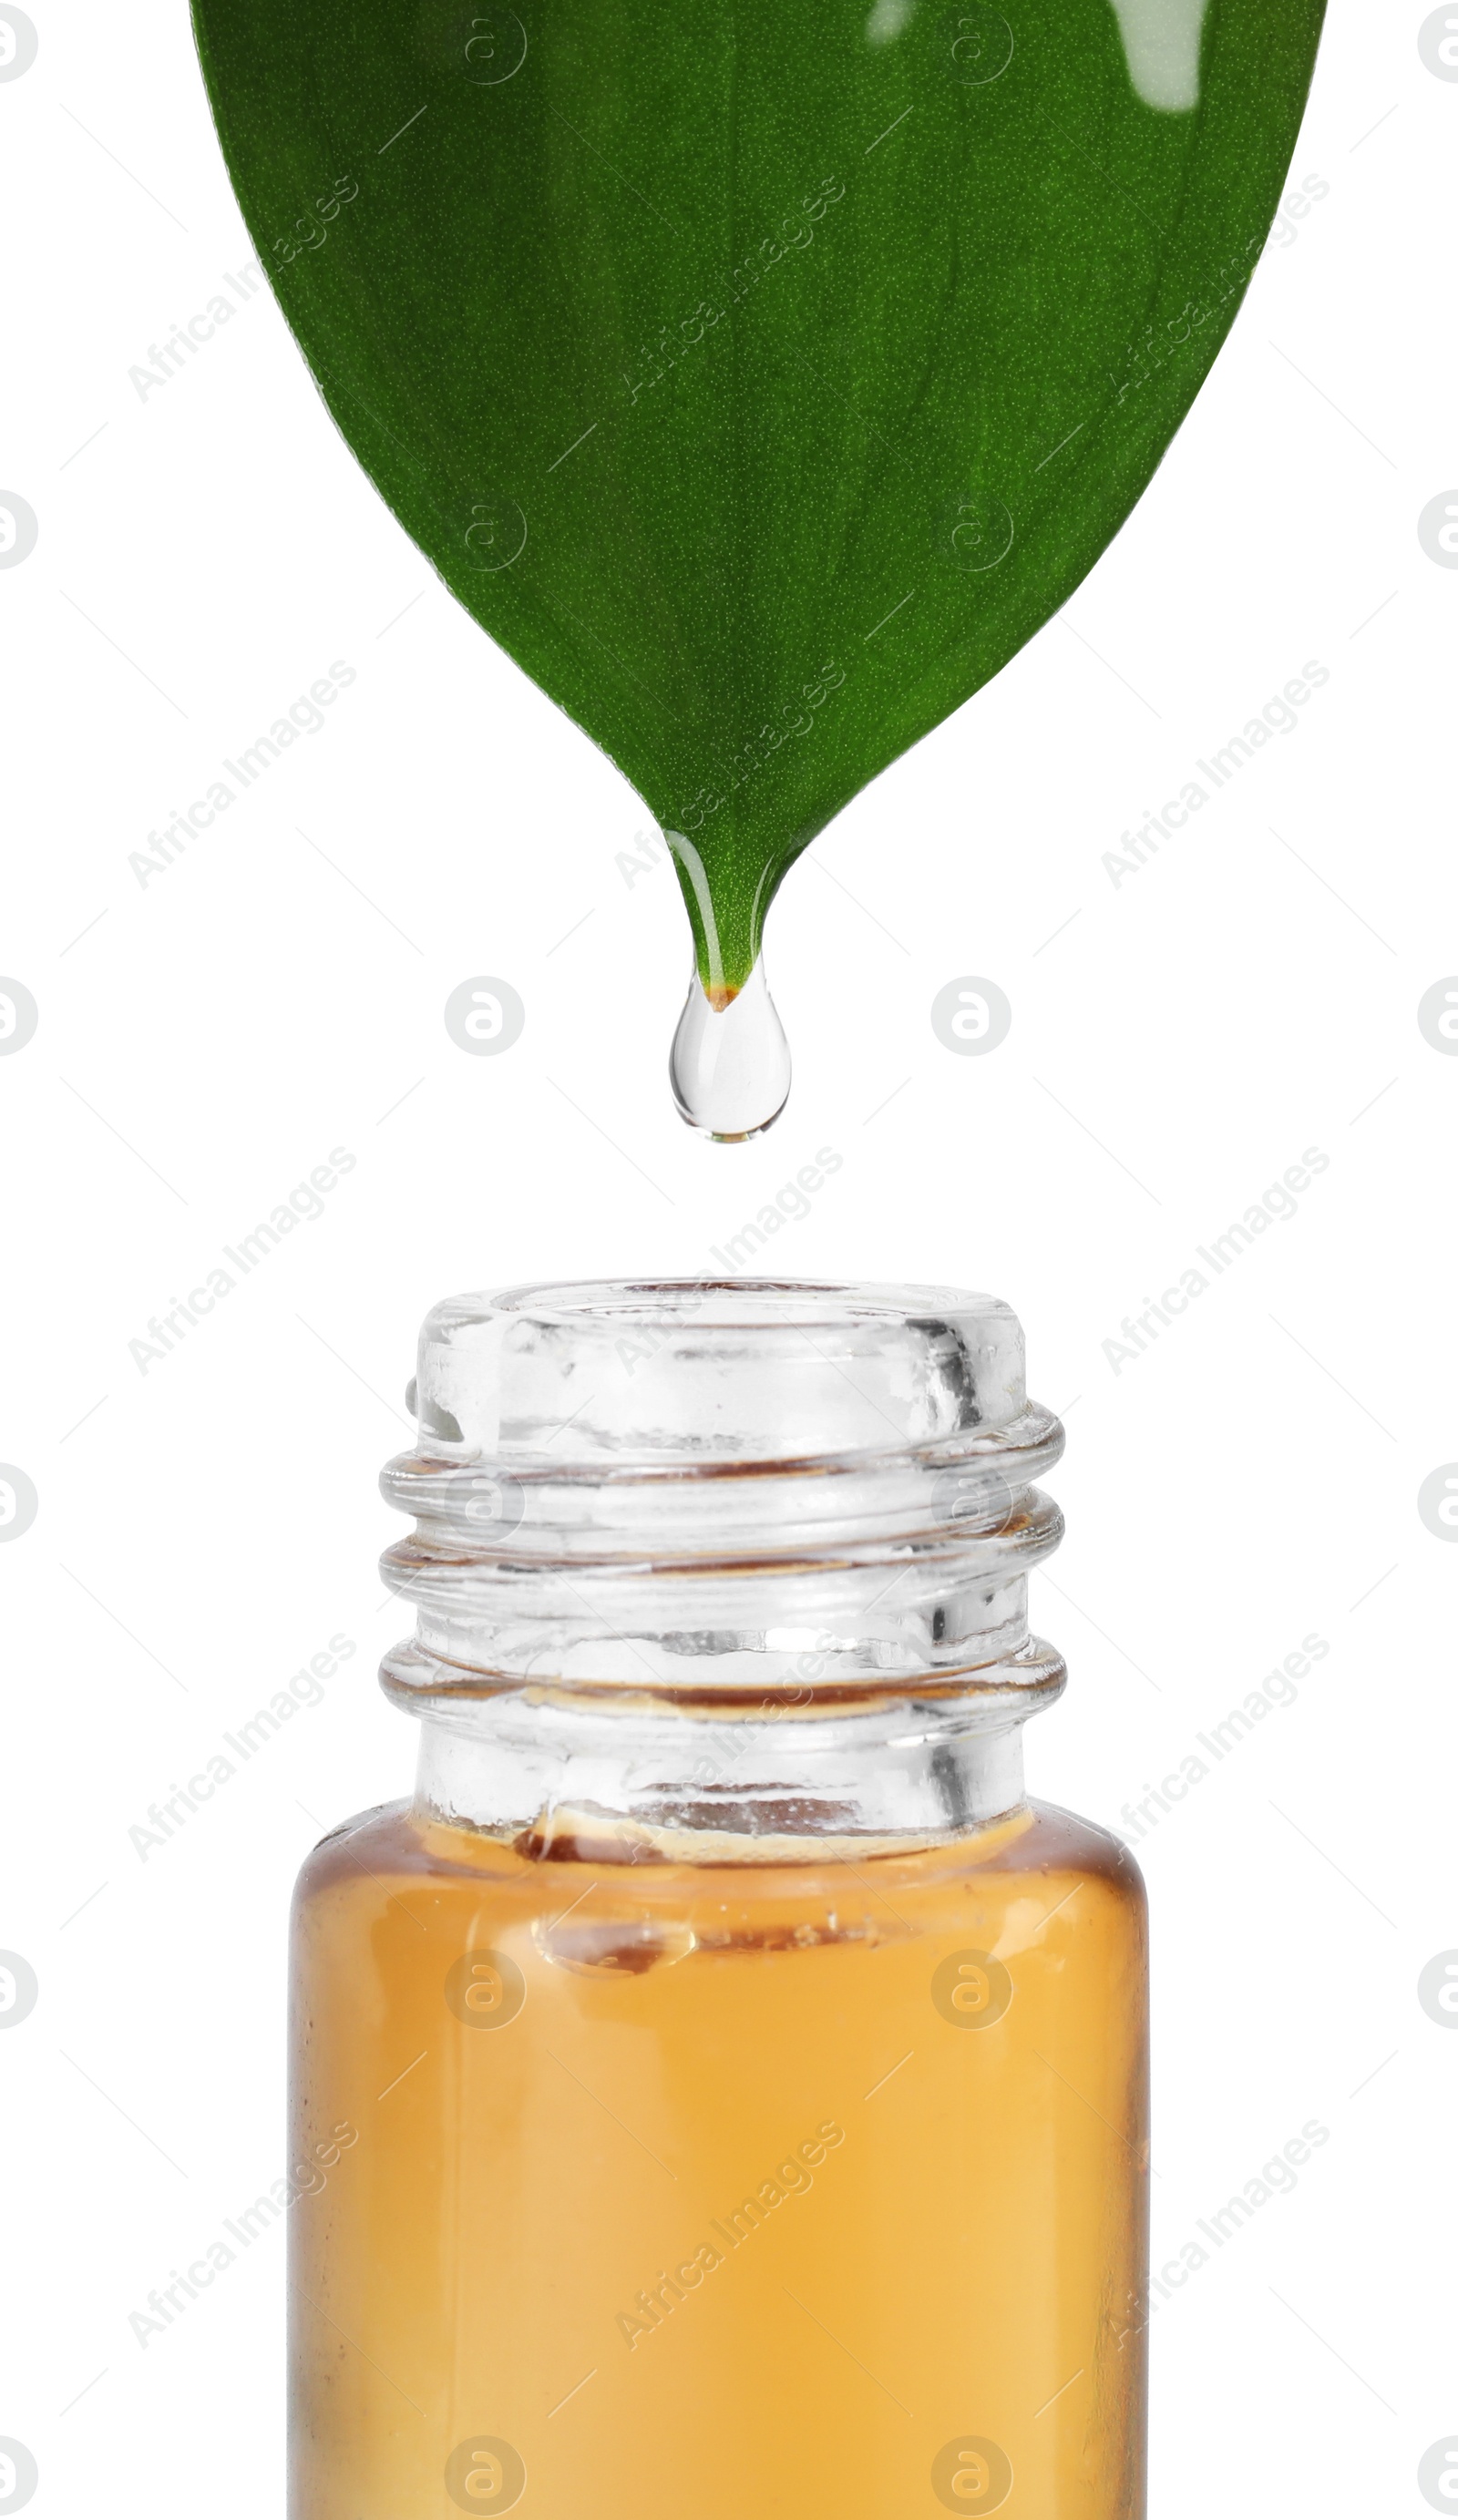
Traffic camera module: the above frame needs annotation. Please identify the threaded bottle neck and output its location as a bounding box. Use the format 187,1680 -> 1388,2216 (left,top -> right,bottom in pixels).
378,1280 -> 1067,1844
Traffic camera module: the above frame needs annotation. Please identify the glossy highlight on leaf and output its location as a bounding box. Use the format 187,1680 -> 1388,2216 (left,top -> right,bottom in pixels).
193,0 -> 1324,1005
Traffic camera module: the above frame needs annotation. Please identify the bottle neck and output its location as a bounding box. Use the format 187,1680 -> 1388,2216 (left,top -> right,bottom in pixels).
409,1679 -> 1038,1860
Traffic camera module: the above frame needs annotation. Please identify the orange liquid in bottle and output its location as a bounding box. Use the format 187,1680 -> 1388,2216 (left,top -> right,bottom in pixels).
290,1798 -> 1147,2517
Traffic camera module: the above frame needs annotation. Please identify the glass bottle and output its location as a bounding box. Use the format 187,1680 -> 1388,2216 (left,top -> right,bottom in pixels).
290,1280 -> 1148,2518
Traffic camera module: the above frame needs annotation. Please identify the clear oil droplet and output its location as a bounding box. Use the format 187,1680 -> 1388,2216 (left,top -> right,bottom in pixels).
669,956 -> 791,1141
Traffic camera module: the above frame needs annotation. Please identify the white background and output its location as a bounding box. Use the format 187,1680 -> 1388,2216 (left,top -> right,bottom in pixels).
3,1 -> 1456,2512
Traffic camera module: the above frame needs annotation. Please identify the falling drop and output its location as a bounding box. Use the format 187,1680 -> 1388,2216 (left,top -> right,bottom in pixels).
669,957 -> 791,1142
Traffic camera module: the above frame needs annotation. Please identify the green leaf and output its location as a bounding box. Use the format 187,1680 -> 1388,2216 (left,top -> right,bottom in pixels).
192,0 -> 1324,995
